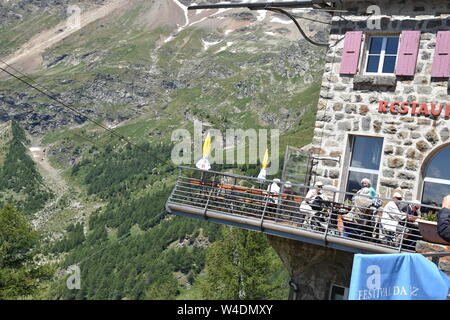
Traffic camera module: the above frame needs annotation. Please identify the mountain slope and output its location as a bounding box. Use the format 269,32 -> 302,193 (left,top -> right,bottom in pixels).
0,121 -> 53,213
0,0 -> 329,137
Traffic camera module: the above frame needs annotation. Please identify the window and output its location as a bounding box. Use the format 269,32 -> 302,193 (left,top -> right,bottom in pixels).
329,284 -> 349,300
365,36 -> 400,74
345,136 -> 383,199
422,146 -> 450,209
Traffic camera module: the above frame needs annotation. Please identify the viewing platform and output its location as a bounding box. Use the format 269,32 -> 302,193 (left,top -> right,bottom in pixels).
166,167 -> 439,255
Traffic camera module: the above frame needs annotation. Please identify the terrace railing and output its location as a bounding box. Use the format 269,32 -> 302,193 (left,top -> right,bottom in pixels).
166,167 -> 442,254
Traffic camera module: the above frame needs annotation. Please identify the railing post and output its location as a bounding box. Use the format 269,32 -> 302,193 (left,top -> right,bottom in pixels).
323,192 -> 337,246
202,173 -> 216,220
275,187 -> 282,223
432,256 -> 439,266
397,218 -> 408,253
260,193 -> 270,232
168,168 -> 183,203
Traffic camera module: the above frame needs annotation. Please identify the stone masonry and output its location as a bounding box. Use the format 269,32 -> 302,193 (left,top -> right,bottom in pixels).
268,235 -> 354,300
310,0 -> 450,201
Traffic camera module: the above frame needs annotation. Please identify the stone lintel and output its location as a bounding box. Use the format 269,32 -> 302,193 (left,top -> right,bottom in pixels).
354,75 -> 397,88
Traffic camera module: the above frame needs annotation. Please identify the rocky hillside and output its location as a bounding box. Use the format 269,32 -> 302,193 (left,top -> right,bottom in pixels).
0,0 -> 329,137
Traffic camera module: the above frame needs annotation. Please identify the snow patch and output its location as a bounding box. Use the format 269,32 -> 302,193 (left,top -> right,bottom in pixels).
202,39 -> 222,51
213,8 -> 231,16
164,35 -> 176,43
190,3 -> 203,14
271,17 -> 293,24
189,16 -> 208,28
256,10 -> 267,22
216,41 -> 234,53
292,8 -> 312,13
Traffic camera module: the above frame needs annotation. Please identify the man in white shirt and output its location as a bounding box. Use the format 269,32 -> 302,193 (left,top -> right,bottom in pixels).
305,181 -> 324,202
267,178 -> 281,204
380,192 -> 404,240
299,182 -> 325,225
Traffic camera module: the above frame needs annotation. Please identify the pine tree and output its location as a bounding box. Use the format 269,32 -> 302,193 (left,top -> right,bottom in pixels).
144,274 -> 178,300
199,227 -> 289,300
0,204 -> 53,299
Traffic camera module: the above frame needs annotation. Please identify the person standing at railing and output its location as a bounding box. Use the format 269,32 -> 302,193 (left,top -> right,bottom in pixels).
267,178 -> 281,204
299,182 -> 325,226
342,178 -> 377,239
397,200 -> 422,249
304,181 -> 324,203
379,192 -> 404,245
438,195 -> 450,243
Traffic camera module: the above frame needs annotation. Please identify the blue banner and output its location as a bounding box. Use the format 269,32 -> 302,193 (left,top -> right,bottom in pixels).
349,253 -> 450,300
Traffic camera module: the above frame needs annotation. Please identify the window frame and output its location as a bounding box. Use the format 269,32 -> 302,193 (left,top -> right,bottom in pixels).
363,34 -> 400,75
342,135 -> 384,200
329,284 -> 349,300
420,145 -> 450,208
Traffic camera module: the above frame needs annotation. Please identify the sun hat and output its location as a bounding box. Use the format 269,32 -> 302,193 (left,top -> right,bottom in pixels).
393,192 -> 403,199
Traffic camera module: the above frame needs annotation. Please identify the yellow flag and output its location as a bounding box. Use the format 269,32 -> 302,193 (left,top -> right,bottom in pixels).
261,149 -> 269,168
202,133 -> 212,158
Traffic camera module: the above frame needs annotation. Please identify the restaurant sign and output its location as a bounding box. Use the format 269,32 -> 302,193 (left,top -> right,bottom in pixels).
378,100 -> 450,117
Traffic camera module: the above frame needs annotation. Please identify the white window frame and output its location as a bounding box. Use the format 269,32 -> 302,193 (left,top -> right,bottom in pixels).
364,35 -> 400,75
344,135 -> 383,197
423,177 -> 450,186
421,177 -> 450,209
418,144 -> 450,204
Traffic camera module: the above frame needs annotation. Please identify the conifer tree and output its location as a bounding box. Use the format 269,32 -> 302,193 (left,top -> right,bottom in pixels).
0,205 -> 53,299
199,227 -> 288,300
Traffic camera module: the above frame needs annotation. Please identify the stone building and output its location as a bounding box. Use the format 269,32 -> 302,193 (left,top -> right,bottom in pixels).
311,0 -> 450,207
276,0 -> 450,299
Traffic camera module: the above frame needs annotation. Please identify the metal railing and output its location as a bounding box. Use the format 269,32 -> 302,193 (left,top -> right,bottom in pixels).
166,167 -> 443,254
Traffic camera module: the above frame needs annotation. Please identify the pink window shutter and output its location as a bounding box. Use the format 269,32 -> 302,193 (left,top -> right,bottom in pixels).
431,31 -> 450,78
395,31 -> 421,77
340,31 -> 363,75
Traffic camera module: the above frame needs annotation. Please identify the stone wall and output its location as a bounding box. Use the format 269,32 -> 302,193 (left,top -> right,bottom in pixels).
416,240 -> 450,276
267,235 -> 354,300
310,0 -> 450,200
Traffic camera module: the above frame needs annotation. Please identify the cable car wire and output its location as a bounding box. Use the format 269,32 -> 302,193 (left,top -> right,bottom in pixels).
0,60 -> 173,168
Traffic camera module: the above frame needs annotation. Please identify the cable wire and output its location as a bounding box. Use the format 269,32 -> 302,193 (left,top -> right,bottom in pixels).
0,61 -> 173,168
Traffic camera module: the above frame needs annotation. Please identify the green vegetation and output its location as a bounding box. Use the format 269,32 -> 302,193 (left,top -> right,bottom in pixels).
0,204 -> 53,299
199,227 -> 289,300
43,141 -> 288,300
0,13 -> 61,57
422,212 -> 438,222
0,121 -> 53,213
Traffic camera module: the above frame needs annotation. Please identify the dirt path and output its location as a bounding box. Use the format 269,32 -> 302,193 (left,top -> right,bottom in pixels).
1,0 -> 131,73
28,136 -> 105,235
28,137 -> 70,229
29,144 -> 67,195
